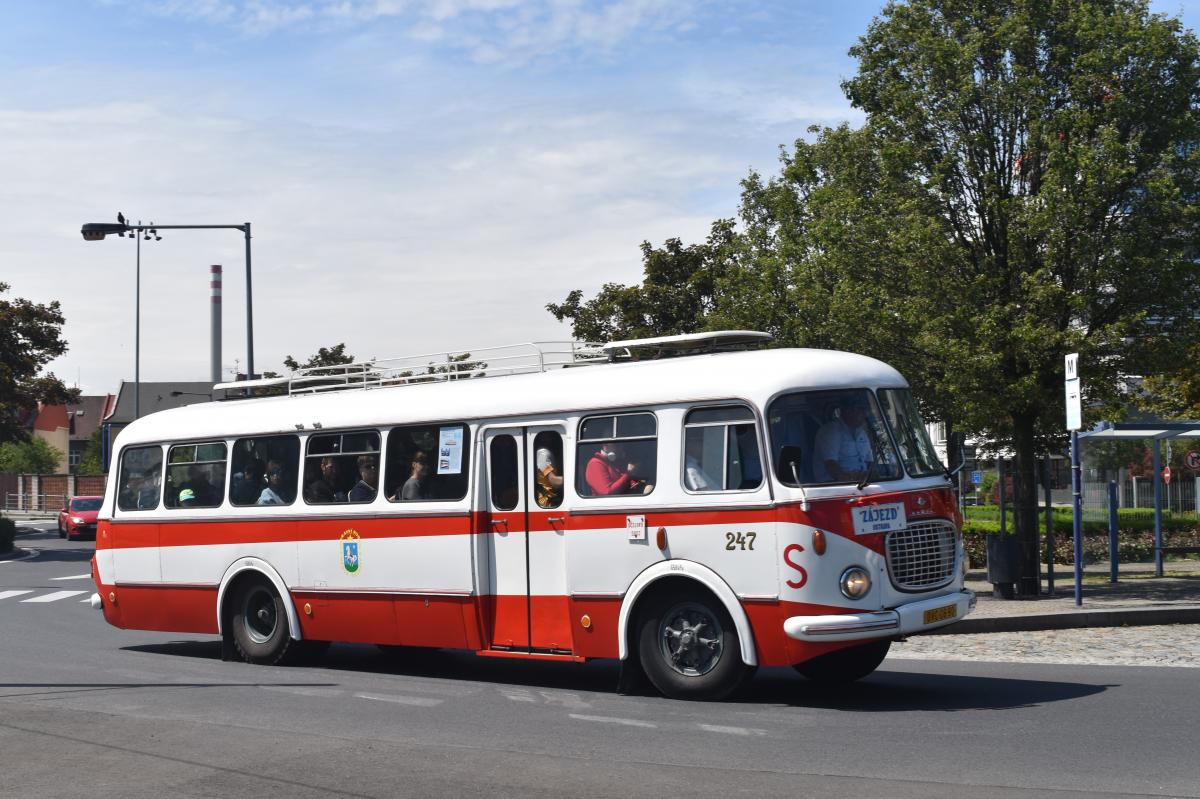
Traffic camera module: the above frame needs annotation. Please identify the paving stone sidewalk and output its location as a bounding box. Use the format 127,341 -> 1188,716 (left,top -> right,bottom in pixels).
893,563 -> 1200,668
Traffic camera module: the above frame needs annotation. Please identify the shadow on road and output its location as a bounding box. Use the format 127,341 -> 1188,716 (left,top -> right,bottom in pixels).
123,639 -> 1108,711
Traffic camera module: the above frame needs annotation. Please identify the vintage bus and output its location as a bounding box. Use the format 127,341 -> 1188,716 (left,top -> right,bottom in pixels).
90,331 -> 974,700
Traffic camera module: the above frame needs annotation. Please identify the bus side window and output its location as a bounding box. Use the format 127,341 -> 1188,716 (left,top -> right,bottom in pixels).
489,435 -> 519,511
576,412 -> 657,498
303,431 -> 380,505
682,406 -> 762,492
117,445 -> 163,511
385,423 -> 471,503
231,435 -> 300,506
532,431 -> 564,509
165,442 -> 227,509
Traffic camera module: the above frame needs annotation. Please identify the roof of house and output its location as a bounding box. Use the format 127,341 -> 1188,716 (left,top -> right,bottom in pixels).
33,403 -> 69,433
103,381 -> 218,426
67,394 -> 115,441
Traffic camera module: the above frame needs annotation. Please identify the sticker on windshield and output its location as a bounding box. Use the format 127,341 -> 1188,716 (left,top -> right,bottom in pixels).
852,502 -> 907,535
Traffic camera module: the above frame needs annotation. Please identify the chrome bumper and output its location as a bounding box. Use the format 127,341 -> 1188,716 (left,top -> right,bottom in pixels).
783,590 -> 976,642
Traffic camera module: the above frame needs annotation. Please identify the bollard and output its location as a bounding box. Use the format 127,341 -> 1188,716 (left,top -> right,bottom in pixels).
1108,480 -> 1119,583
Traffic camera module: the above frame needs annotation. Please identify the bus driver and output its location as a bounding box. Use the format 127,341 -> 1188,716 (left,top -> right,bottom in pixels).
814,396 -> 873,483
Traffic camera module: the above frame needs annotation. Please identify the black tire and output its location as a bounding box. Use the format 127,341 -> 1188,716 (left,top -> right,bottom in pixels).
636,586 -> 753,701
58,520 -> 65,538
229,577 -> 293,665
795,639 -> 891,684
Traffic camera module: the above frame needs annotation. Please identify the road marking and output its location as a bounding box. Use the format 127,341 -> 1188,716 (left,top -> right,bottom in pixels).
354,692 -> 443,707
698,724 -> 767,736
0,590 -> 35,601
22,590 -> 88,603
568,714 -> 657,728
50,573 -> 93,581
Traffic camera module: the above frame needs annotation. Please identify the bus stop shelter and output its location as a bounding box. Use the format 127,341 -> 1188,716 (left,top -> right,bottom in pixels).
1078,421 -> 1200,577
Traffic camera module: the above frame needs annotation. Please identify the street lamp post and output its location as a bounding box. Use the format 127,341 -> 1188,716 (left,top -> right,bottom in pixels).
81,216 -> 255,418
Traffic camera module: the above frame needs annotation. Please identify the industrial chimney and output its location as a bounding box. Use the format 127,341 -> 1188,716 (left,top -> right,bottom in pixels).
211,265 -> 222,383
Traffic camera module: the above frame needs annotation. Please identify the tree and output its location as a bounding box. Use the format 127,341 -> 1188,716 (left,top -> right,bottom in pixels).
282,343 -> 355,372
551,1 -> 1200,596
0,437 -> 64,474
0,283 -> 78,443
546,221 -> 739,341
77,429 -> 105,476
834,0 -> 1200,593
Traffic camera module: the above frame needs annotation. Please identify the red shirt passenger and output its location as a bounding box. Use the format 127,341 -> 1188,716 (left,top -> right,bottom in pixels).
585,444 -> 632,496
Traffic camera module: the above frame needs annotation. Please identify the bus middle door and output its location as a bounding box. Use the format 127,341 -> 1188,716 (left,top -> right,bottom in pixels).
481,427 -> 529,650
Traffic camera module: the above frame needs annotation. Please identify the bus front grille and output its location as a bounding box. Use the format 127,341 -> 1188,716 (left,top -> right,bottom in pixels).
886,520 -> 957,591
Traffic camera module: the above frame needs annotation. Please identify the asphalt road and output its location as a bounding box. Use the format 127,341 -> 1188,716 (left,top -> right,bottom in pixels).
2,520 -> 1198,799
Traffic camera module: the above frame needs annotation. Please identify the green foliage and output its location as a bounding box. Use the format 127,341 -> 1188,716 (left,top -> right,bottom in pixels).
964,505 -> 1197,535
282,343 -> 355,372
963,527 -> 1200,567
0,436 -> 64,474
0,517 -> 15,554
549,0 -> 1200,586
0,283 -> 78,444
546,221 -> 739,341
76,429 -> 105,475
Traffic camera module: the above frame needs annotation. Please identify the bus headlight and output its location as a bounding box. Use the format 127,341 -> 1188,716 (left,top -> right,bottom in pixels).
840,566 -> 872,600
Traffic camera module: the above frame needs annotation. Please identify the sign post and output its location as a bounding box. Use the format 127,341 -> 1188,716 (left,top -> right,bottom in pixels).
1065,354 -> 1084,606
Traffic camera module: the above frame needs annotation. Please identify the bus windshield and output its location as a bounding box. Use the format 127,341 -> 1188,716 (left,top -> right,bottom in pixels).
768,389 -> 902,486
876,389 -> 945,477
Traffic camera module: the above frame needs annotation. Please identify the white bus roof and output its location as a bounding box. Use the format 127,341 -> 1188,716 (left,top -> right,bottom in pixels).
116,347 -> 908,447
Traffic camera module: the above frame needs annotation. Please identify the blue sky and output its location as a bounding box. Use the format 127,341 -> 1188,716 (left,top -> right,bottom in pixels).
2,0 -> 1197,394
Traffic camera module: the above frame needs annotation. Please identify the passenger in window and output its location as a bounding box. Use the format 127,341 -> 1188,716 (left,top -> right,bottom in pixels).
257,460 -> 290,505
232,457 -> 265,505
178,465 -> 220,507
348,455 -> 379,502
534,438 -> 564,508
585,443 -> 652,496
305,456 -> 347,503
139,468 -> 160,508
684,435 -> 719,491
814,396 -> 873,483
397,451 -> 430,501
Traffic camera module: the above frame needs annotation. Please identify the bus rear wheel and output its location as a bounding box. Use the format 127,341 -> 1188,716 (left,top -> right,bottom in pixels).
230,578 -> 292,665
795,639 -> 891,684
636,588 -> 752,701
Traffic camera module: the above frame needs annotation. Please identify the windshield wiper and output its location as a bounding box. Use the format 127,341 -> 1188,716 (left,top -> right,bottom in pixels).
856,443 -> 881,491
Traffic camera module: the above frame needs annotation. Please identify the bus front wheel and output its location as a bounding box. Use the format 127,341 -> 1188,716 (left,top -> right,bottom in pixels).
795,639 -> 891,683
229,577 -> 292,665
636,588 -> 753,701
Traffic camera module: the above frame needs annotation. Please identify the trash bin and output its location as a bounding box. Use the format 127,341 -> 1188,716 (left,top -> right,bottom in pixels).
986,532 -> 1021,599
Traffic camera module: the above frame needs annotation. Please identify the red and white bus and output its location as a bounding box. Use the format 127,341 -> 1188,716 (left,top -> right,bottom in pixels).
91,331 -> 973,700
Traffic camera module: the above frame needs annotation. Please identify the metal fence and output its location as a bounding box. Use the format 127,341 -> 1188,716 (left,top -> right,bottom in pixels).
2,493 -> 66,513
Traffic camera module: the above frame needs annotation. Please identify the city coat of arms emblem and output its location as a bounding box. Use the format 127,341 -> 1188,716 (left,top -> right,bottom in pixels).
341,529 -> 361,574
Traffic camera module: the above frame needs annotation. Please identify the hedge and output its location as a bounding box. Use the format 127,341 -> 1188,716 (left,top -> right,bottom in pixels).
0,517 -> 14,554
964,506 -> 1198,536
963,528 -> 1200,567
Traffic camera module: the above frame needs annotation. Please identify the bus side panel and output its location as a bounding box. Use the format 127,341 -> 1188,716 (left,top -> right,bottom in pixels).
294,515 -> 473,647
115,585 -> 220,634
566,597 -> 621,658
106,520 -> 165,631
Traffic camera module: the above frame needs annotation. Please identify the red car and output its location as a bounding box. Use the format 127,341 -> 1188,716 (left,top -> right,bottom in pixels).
58,496 -> 102,540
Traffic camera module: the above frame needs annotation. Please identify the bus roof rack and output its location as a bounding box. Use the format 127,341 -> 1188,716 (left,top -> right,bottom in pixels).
602,330 -> 773,361
211,331 -> 773,398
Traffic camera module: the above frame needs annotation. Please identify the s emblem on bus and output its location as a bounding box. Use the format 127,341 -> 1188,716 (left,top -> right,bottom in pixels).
341,529 -> 361,575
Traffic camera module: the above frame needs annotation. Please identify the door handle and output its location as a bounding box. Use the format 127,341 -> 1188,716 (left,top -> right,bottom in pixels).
547,517 -> 566,524
490,519 -> 508,526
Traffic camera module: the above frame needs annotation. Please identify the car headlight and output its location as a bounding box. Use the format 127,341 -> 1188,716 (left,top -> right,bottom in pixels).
840,566 -> 872,600
71,516 -> 85,524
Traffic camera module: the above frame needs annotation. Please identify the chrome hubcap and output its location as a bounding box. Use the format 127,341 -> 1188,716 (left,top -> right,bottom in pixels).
659,601 -> 724,677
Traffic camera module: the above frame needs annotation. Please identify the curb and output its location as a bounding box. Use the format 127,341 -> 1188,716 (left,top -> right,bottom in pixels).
930,605 -> 1200,635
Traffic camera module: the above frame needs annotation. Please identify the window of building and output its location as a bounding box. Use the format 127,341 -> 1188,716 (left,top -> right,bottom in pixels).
576,412 -> 657,497
230,435 -> 300,506
682,406 -> 763,492
384,423 -> 470,502
68,450 -> 82,467
117,446 -> 163,511
164,442 -> 227,509
303,431 -> 380,505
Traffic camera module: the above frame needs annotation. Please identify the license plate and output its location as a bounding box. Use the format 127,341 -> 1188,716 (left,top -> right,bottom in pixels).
852,501 -> 907,535
923,603 -> 957,625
